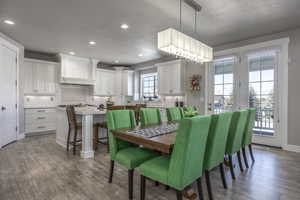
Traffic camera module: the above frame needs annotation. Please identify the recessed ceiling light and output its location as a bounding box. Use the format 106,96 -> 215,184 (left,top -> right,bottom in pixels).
89,41 -> 96,45
3,20 -> 15,25
121,24 -> 129,29
138,53 -> 143,57
69,52 -> 75,55
114,60 -> 119,63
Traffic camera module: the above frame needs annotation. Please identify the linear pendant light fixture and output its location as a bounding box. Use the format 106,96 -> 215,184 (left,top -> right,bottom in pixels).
158,0 -> 213,63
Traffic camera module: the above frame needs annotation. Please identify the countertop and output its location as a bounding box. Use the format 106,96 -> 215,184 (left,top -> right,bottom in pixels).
56,106 -> 106,115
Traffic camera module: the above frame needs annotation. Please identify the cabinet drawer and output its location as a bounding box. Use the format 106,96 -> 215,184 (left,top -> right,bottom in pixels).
25,113 -> 56,125
25,108 -> 56,115
25,123 -> 56,133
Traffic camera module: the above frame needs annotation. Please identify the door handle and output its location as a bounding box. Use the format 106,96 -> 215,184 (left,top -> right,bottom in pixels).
1,106 -> 6,111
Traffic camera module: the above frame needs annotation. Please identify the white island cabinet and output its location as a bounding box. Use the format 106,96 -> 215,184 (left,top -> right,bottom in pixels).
56,106 -> 106,159
157,60 -> 185,95
60,54 -> 95,85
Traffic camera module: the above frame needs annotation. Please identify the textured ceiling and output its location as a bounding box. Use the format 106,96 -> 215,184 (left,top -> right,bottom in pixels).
0,0 -> 300,65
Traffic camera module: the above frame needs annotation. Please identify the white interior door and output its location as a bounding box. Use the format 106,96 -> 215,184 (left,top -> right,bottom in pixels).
0,43 -> 18,147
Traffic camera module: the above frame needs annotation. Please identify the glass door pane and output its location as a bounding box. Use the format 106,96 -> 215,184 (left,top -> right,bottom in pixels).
213,57 -> 235,113
248,52 -> 276,136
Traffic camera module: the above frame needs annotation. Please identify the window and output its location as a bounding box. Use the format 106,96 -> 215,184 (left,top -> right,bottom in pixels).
248,51 -> 276,136
213,57 -> 235,113
141,73 -> 158,100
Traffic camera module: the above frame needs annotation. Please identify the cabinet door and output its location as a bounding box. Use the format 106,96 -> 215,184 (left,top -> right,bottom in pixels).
44,63 -> 56,94
107,71 -> 115,96
94,70 -> 105,95
122,71 -> 133,96
24,61 -> 34,94
158,65 -> 171,95
170,63 -> 181,94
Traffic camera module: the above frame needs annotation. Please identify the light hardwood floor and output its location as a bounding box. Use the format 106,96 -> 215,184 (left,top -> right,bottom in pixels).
1,135 -> 300,200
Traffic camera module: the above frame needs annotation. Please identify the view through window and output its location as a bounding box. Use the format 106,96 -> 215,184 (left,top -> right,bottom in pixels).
141,73 -> 158,100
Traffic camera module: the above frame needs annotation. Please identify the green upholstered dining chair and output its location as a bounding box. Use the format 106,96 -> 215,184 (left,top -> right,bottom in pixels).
140,108 -> 162,126
225,110 -> 249,180
166,107 -> 184,122
203,112 -> 233,200
242,108 -> 256,168
139,115 -> 212,200
106,110 -> 158,200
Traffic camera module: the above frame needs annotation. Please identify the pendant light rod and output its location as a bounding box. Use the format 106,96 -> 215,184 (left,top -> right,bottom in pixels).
184,0 -> 202,12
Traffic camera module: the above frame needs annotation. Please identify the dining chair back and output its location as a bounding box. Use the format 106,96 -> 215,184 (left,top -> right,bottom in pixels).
140,108 -> 162,126
107,110 -> 137,159
242,108 -> 257,167
168,115 -> 212,190
204,112 -> 233,170
166,107 -> 184,122
225,110 -> 249,179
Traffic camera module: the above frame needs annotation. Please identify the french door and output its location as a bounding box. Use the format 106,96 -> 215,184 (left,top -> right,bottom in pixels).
207,49 -> 281,147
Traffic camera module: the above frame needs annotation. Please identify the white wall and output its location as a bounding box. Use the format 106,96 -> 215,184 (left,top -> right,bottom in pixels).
215,27 -> 300,147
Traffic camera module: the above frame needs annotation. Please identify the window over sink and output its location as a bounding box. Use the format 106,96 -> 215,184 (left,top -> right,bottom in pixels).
141,72 -> 158,101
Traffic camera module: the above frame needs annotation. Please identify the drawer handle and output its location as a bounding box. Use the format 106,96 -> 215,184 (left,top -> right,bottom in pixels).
37,117 -> 46,120
37,126 -> 46,129
37,110 -> 46,112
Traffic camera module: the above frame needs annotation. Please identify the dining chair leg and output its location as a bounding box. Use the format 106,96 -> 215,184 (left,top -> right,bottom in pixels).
155,181 -> 159,186
242,147 -> 249,168
237,151 -> 244,172
73,129 -> 78,155
228,155 -> 236,180
108,160 -> 114,183
205,170 -> 213,200
66,127 -> 71,152
249,144 -> 255,162
140,175 -> 146,200
176,190 -> 183,200
165,185 -> 170,190
93,127 -> 99,151
106,129 -> 110,153
196,177 -> 204,200
128,169 -> 134,200
219,163 -> 227,189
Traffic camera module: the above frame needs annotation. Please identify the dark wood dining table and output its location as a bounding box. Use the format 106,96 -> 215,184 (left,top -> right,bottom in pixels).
111,122 -> 178,154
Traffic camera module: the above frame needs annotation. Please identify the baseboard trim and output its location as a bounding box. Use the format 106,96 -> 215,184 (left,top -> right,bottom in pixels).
283,145 -> 300,153
17,132 -> 25,140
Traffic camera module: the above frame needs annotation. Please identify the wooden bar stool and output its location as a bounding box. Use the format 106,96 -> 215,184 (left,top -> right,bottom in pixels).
66,105 -> 100,155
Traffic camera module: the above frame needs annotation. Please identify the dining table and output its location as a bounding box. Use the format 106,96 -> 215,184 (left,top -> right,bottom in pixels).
111,122 -> 178,154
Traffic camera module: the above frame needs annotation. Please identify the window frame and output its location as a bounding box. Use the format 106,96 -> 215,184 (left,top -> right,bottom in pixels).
140,72 -> 158,101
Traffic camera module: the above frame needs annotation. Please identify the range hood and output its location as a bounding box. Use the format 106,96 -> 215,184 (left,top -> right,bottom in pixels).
59,54 -> 96,86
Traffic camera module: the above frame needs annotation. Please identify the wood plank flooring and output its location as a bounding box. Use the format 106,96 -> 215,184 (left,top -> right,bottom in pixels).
1,135 -> 300,200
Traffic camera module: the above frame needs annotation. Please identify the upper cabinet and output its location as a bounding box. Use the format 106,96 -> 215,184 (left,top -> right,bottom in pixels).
157,60 -> 185,96
60,54 -> 95,85
24,59 -> 57,95
122,70 -> 134,96
94,69 -> 116,96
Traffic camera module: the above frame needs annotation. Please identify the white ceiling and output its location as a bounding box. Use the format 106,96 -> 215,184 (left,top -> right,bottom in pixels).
1,0 -> 300,65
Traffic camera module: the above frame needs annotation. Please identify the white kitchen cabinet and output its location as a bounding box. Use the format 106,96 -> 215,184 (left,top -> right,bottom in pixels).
122,70 -> 134,96
94,69 -> 116,96
25,108 -> 56,134
60,54 -> 95,85
24,59 -> 57,95
157,60 -> 185,95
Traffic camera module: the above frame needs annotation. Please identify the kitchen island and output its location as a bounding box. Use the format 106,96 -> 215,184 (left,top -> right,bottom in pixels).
56,106 -> 106,158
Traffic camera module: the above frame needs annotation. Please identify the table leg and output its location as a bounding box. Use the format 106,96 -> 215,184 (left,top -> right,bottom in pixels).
80,114 -> 95,158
